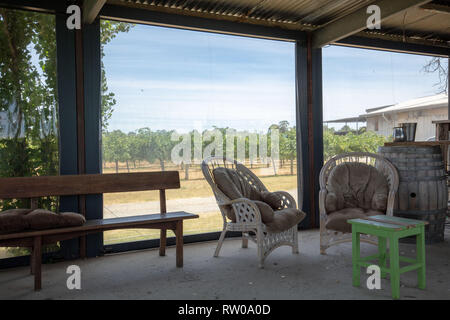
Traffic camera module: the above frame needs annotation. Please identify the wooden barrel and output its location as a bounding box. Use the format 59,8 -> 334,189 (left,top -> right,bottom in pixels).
378,145 -> 447,243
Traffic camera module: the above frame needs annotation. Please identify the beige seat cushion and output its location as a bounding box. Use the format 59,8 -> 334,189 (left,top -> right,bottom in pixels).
325,162 -> 389,213
212,167 -> 303,231
260,191 -> 282,210
0,209 -> 33,234
266,208 -> 306,233
325,208 -> 382,233
213,167 -> 282,222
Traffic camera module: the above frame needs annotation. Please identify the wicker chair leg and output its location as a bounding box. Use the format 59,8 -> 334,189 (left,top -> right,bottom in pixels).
242,233 -> 248,248
320,229 -> 328,255
257,228 -> 265,268
214,228 -> 227,257
292,228 -> 299,254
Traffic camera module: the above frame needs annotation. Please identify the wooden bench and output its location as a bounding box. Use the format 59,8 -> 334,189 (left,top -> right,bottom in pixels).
0,171 -> 199,290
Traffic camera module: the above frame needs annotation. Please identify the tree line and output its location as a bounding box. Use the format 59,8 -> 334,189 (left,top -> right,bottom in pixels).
323,126 -> 388,161
102,120 -> 298,178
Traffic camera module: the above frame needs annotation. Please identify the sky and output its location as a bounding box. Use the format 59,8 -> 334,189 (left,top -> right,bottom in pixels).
102,22 -> 447,133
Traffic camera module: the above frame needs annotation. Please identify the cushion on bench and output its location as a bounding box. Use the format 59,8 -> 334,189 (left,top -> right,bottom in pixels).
0,209 -> 85,234
0,209 -> 33,234
24,209 -> 86,230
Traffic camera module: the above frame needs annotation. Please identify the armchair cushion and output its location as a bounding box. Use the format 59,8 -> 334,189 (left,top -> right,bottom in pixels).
253,201 -> 275,223
213,167 -> 304,231
325,208 -> 382,233
260,191 -> 283,210
213,167 -> 261,201
266,208 -> 306,233
325,162 -> 389,214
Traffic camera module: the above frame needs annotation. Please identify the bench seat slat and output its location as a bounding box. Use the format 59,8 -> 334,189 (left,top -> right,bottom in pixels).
0,171 -> 180,198
0,212 -> 199,241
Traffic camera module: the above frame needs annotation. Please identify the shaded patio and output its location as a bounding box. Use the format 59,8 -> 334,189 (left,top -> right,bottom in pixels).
1,228 -> 449,300
0,0 -> 449,301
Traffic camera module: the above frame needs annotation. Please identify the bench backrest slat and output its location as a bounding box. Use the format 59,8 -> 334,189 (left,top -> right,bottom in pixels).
0,172 -> 180,199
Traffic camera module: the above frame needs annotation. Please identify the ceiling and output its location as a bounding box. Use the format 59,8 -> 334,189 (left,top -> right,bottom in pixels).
107,0 -> 450,49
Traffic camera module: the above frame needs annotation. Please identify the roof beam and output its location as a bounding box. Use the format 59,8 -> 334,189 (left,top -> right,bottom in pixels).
312,0 -> 432,48
100,4 -> 306,42
83,0 -> 106,24
336,35 -> 450,57
421,2 -> 450,14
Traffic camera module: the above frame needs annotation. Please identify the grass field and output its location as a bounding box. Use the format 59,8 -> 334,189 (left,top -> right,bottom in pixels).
103,174 -> 297,244
103,174 -> 297,204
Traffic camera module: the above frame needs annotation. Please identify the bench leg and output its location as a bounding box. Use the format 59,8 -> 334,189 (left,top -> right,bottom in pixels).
175,221 -> 183,268
352,231 -> 361,287
159,229 -> 167,257
79,236 -> 87,259
30,246 -> 35,275
389,236 -> 400,299
33,236 -> 42,291
417,226 -> 426,290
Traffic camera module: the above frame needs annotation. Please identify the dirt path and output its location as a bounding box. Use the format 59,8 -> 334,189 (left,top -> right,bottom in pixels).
104,189 -> 298,218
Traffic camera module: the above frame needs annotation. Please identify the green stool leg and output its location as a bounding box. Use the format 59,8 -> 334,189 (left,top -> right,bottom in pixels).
352,230 -> 361,287
389,235 -> 400,299
417,225 -> 426,290
378,237 -> 387,278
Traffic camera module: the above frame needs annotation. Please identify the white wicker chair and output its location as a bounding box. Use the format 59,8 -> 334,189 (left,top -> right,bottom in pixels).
319,152 -> 399,254
202,156 -> 300,268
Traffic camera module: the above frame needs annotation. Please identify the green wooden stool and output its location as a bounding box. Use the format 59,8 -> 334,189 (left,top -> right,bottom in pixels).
348,215 -> 427,299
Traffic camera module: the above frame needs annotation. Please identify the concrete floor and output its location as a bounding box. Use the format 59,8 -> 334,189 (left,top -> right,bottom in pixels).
0,229 -> 449,300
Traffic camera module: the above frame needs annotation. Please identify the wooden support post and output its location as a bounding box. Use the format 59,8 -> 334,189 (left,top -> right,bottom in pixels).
295,36 -> 323,228
175,220 -> 183,267
33,236 -> 42,291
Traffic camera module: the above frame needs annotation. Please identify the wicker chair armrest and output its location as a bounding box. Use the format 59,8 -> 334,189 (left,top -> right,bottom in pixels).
229,198 -> 262,224
385,191 -> 396,216
272,191 -> 297,209
319,189 -> 328,222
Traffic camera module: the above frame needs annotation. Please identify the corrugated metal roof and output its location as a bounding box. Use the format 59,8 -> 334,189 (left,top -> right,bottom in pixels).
108,0 -> 450,47
363,94 -> 448,117
111,0 -> 378,29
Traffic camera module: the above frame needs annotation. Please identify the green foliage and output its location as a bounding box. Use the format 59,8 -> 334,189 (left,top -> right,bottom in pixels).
323,127 -> 387,162
0,10 -> 131,212
103,130 -> 131,173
